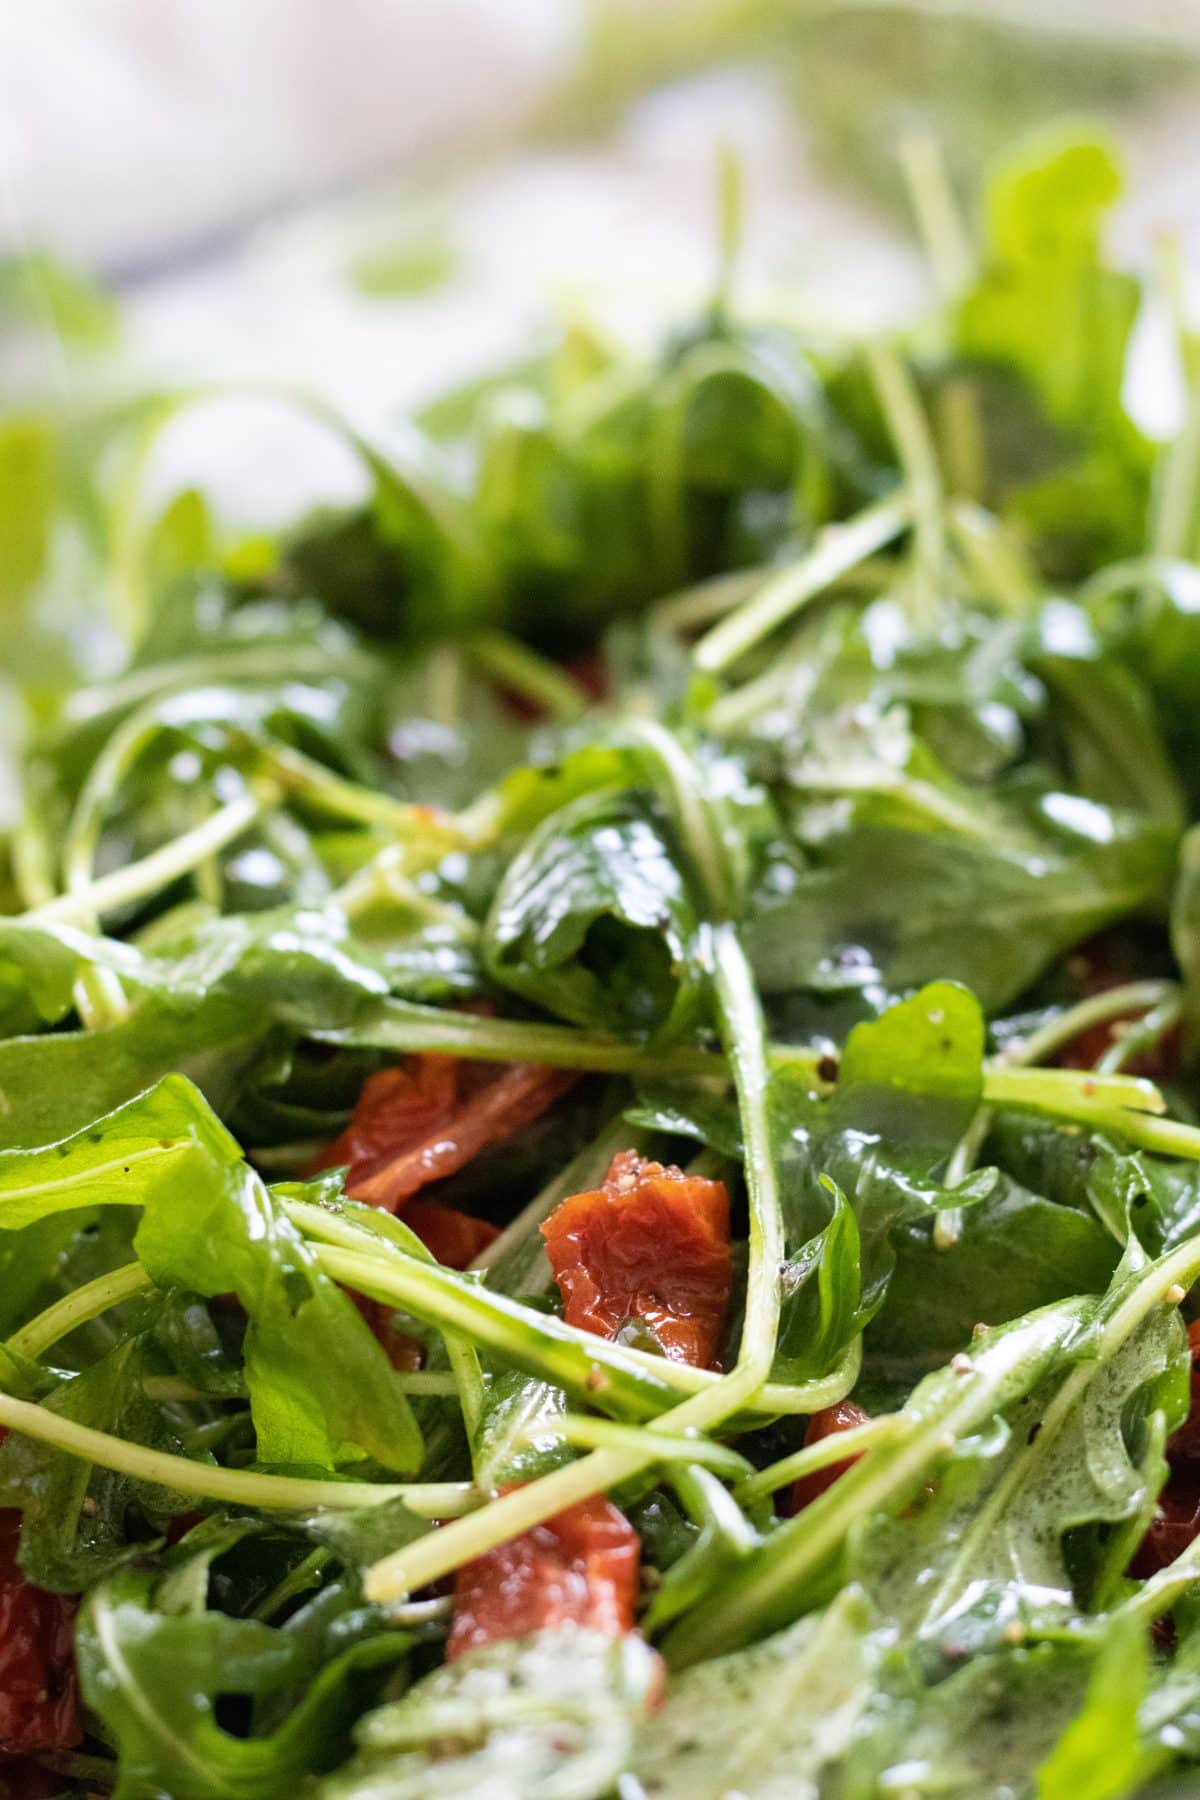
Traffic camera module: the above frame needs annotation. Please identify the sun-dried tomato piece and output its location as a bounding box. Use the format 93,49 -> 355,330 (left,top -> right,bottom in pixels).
0,1512 -> 80,1756
348,1063 -> 578,1213
540,1150 -> 732,1369
311,1055 -> 459,1181
785,1400 -> 871,1514
447,1492 -> 640,1661
404,1199 -> 499,1269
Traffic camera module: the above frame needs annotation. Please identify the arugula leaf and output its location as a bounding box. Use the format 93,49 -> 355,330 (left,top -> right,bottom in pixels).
948,128 -> 1151,577
321,1627 -> 659,1800
1036,1615 -> 1149,1800
78,1533 -> 409,1800
0,900 -> 476,1147
745,808 -> 1175,1014
632,1586 -> 878,1797
0,1079 -> 423,1471
856,1290 -> 1186,1654
778,983 -> 992,1331
0,1337 -> 185,1591
871,1176 -> 1119,1372
485,788 -> 703,1040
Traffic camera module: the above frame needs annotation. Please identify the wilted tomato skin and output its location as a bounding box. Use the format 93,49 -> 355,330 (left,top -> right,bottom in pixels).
541,1150 -> 732,1369
786,1400 -> 871,1514
447,1493 -> 640,1661
311,1055 -> 459,1182
0,1512 -> 80,1756
341,1061 -> 578,1213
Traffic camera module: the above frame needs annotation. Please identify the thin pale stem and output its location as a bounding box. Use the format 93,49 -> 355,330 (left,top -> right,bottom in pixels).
733,1414 -> 906,1507
693,490 -> 911,675
7,1261 -> 156,1361
29,792 -> 267,929
0,1390 -> 476,1516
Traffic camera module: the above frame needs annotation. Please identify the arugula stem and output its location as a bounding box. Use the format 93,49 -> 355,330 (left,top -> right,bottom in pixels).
250,1546 -> 334,1621
425,644 -> 464,728
693,490 -> 912,675
1003,983 -> 1180,1071
1096,993 -> 1183,1076
141,1377 -> 232,1404
303,1239 -> 693,1419
551,1414 -> 754,1479
312,998 -> 731,1076
982,1067 -> 1166,1118
29,792 -> 268,929
619,718 -> 738,918
65,647 -> 376,729
6,1261 -> 155,1360
466,632 -> 589,722
947,498 -> 1037,608
865,343 -> 944,613
260,743 -> 451,835
732,1414 -> 906,1507
0,1389 -> 477,1515
654,568 -> 763,634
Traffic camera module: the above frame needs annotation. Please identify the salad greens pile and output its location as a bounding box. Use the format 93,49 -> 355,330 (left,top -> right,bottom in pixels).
6,124 -> 1200,1799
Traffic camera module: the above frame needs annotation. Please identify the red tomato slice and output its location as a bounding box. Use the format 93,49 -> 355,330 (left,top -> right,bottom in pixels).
786,1400 -> 871,1514
0,1512 -> 80,1756
311,1055 -> 459,1180
447,1492 -> 640,1661
347,1063 -> 578,1213
540,1150 -> 732,1369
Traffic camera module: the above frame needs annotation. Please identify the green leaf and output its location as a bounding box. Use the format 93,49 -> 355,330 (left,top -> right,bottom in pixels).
632,1586 -> 878,1798
78,1542 -> 409,1800
0,1338 -> 185,1591
872,1174 -> 1119,1371
0,1079 -> 423,1471
778,983 -> 991,1331
471,1364 -> 570,1491
0,900 -> 472,1148
322,1628 -> 659,1800
1036,1614 -> 1149,1800
858,1261 -> 1189,1652
745,810 -> 1175,1014
961,130 -> 1137,434
484,788 -> 703,1040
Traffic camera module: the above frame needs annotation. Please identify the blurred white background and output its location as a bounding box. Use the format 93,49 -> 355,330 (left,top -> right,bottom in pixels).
4,0 -> 1200,519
